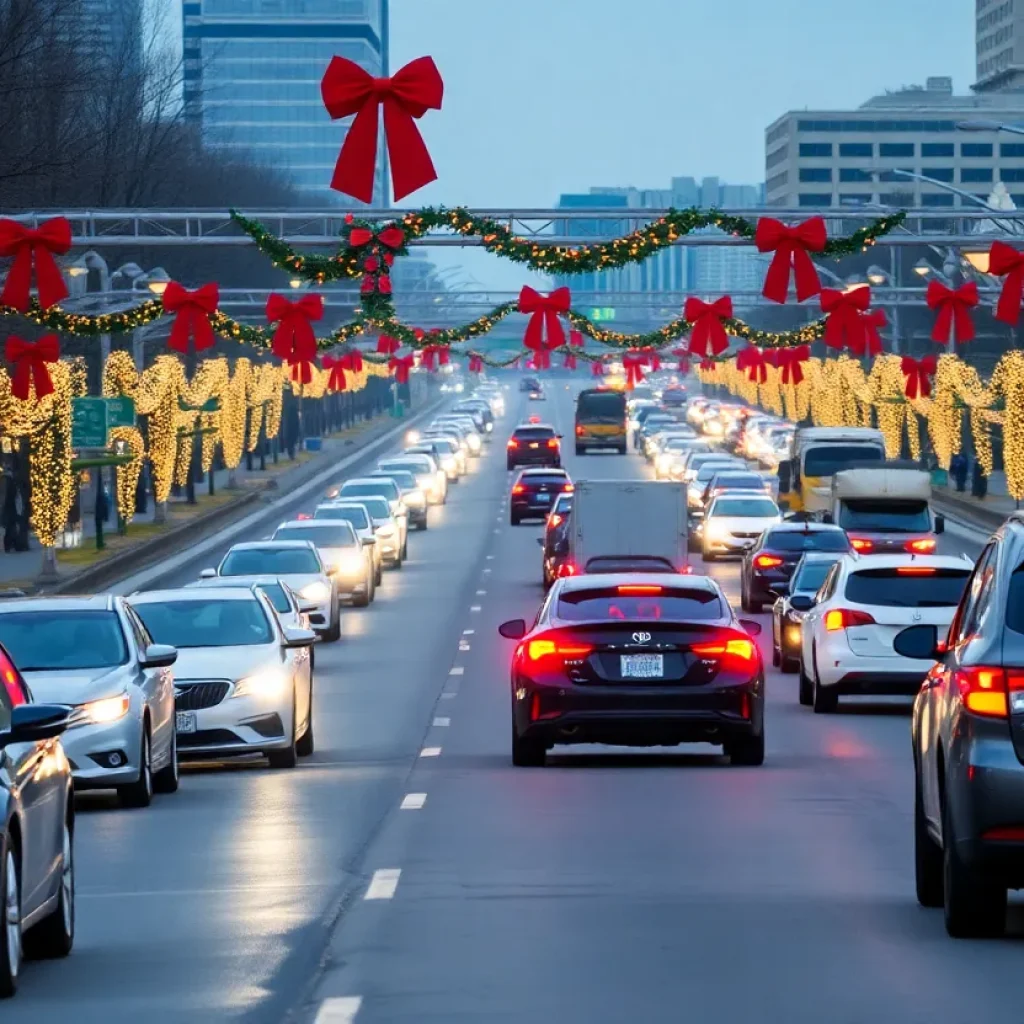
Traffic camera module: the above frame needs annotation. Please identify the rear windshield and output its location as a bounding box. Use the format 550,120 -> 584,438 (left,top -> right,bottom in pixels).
557,586 -> 722,622
764,530 -> 850,552
584,557 -> 676,574
803,444 -> 884,478
519,473 -> 568,486
274,524 -> 356,548
791,561 -> 839,593
381,462 -> 428,476
341,481 -> 399,501
577,391 -> 626,421
667,439 -> 707,452
838,499 -> 931,533
1008,567 -> 1024,634
696,463 -> 744,483
220,547 -> 321,575
844,568 -> 971,608
711,498 -> 779,518
357,497 -> 391,519
513,427 -> 556,440
0,610 -> 128,671
314,505 -> 369,529
708,473 -> 765,491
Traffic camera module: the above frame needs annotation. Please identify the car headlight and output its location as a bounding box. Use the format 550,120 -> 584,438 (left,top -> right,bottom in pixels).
405,430 -> 420,445
416,475 -> 432,492
405,490 -> 426,506
375,524 -> 395,538
441,456 -> 456,471
485,422 -> 493,432
334,551 -> 365,577
300,581 -> 331,603
76,692 -> 131,726
233,668 -> 290,699
467,435 -> 481,451
706,522 -> 729,542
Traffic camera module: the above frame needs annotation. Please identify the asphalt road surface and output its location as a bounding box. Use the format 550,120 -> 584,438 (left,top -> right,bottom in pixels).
9,384 -> 1006,1024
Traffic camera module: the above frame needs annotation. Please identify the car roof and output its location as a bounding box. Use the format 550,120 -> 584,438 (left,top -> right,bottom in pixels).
766,521 -> 846,533
130,587 -> 260,604
839,552 -> 974,571
227,540 -> 315,551
0,594 -> 116,614
513,422 -> 555,430
191,574 -> 292,588
342,477 -> 395,487
276,519 -> 355,531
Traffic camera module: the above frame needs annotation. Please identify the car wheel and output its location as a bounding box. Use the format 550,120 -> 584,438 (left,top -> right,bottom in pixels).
374,564 -> 383,587
740,585 -> 751,613
0,839 -> 21,998
24,816 -> 74,960
353,586 -> 370,608
914,770 -> 943,909
771,640 -> 780,667
798,660 -> 813,706
943,796 -> 1006,937
812,666 -> 837,714
747,594 -> 763,614
510,514 -> 521,526
153,726 -> 179,795
323,600 -> 342,641
511,723 -> 546,767
417,519 -> 428,531
296,682 -> 314,758
780,654 -> 799,674
726,730 -> 765,766
703,548 -> 716,562
506,461 -> 514,472
118,726 -> 153,808
268,694 -> 299,770
401,538 -> 408,560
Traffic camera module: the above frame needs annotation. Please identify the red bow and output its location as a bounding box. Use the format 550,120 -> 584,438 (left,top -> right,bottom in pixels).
163,282 -> 219,354
821,285 -> 872,353
266,293 -> 323,364
340,350 -> 363,374
290,358 -> 315,386
736,346 -> 767,384
5,334 -> 59,401
518,285 -> 570,360
377,335 -> 400,355
854,308 -> 887,357
902,355 -> 937,399
420,344 -> 449,371
361,273 -> 392,295
389,354 -> 415,384
0,217 -> 72,312
563,351 -> 578,371
569,329 -> 584,348
622,350 -> 649,389
990,240 -> 1024,325
927,280 -> 978,344
321,55 -> 443,203
699,358 -> 717,372
755,216 -> 827,304
468,354 -> 484,373
322,355 -> 347,392
591,360 -> 605,378
642,347 -> 662,373
684,295 -> 732,356
349,225 -> 405,250
776,345 -> 810,385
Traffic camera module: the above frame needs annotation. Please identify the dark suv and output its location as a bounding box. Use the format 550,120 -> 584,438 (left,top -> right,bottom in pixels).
507,425 -> 561,471
895,516 -> 1024,937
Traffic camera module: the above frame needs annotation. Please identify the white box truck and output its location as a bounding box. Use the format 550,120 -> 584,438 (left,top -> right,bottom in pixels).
569,480 -> 689,574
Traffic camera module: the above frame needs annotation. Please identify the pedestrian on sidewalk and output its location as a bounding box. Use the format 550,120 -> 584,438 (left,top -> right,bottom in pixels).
950,452 -> 968,493
971,459 -> 988,500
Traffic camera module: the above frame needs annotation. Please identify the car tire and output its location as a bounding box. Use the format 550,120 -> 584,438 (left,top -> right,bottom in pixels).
740,586 -> 751,613
296,684 -> 315,758
511,724 -> 546,767
323,605 -> 342,642
506,461 -> 514,472
943,797 -> 1006,937
510,514 -> 521,526
0,839 -> 21,998
780,654 -> 799,674
268,695 -> 299,770
401,539 -> 408,560
152,727 -> 179,795
726,730 -> 765,766
24,817 -> 74,961
702,548 -> 716,562
771,641 -> 780,667
374,564 -> 383,587
417,519 -> 428,531
914,772 -> 943,909
798,661 -> 813,706
118,726 -> 154,808
747,594 -> 763,614
812,670 -> 837,714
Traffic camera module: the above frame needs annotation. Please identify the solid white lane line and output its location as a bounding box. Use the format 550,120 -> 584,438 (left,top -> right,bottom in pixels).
365,869 -> 401,900
476,589 -> 487,595
439,692 -> 456,700
315,997 -> 363,1023
470,605 -> 482,612
420,746 -> 442,757
401,793 -> 427,810
433,717 -> 451,727
449,666 -> 465,675
463,628 -> 475,634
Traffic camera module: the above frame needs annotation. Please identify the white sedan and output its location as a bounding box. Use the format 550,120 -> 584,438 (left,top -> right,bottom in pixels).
701,492 -> 781,560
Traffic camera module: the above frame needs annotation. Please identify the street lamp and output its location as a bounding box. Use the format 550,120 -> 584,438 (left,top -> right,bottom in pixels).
915,259 -> 934,277
141,267 -> 170,296
963,249 -> 992,273
867,265 -> 889,286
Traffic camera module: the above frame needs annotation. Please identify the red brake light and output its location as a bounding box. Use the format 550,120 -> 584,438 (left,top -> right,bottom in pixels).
754,554 -> 784,569
850,537 -> 873,553
691,637 -> 757,664
563,483 -> 574,493
512,484 -> 525,495
556,562 -> 577,577
906,538 -> 937,554
297,513 -> 311,520
548,513 -> 563,528
897,566 -> 936,575
547,438 -> 559,448
529,416 -> 541,424
617,585 -> 663,595
507,438 -> 519,448
575,425 -> 584,436
981,826 -> 1024,841
524,637 -> 592,662
824,608 -> 876,631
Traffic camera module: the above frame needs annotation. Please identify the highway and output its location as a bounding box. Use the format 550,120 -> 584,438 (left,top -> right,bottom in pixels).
8,382 -> 1013,1024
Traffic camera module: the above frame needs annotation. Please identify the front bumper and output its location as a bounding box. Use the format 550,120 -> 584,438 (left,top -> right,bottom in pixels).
176,692 -> 295,760
406,504 -> 428,527
64,714 -> 145,789
704,535 -> 758,555
305,598 -> 334,630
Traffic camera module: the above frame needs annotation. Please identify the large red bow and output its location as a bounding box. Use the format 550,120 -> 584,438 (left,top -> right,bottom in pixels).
990,240 -> 1024,325
591,360 -> 605,378
389,354 -> 415,384
927,280 -> 978,344
902,355 -> 937,399
563,351 -> 578,371
821,285 -> 872,353
349,225 -> 405,250
377,335 -> 399,355
854,308 -> 887,357
518,285 -> 570,360
322,355 -> 347,392
420,344 -> 449,371
163,282 -> 219,354
755,216 -> 827,304
736,346 -> 767,384
0,217 -> 72,312
468,353 -> 484,373
266,293 -> 323,364
321,55 -> 443,203
684,295 -> 733,356
622,350 -> 649,389
5,334 -> 59,401
776,345 -> 810,385
340,350 -> 363,374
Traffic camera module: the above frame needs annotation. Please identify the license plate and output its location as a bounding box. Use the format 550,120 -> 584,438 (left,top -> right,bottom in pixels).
534,493 -> 551,503
529,442 -> 539,449
176,711 -> 197,734
621,654 -> 664,679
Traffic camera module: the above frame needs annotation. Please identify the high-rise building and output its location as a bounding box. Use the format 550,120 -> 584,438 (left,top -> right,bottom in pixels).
182,0 -> 388,205
65,0 -> 142,69
975,0 -> 1024,93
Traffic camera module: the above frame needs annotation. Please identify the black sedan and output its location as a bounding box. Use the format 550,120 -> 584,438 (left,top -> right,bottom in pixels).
770,552 -> 842,677
0,644 -> 75,997
506,424 -> 561,470
539,493 -> 573,587
740,522 -> 850,613
511,468 -> 572,525
498,574 -> 765,767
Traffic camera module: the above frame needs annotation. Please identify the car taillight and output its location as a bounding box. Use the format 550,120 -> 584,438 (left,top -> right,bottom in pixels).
512,484 -> 525,494
563,483 -> 574,493
523,638 -> 592,663
548,513 -> 563,528
850,537 -> 873,553
691,636 -> 758,670
507,439 -> 519,448
905,538 -> 937,554
575,425 -> 584,436
556,562 -> 577,577
296,513 -> 311,520
547,439 -> 559,449
955,667 -> 1024,718
824,608 -> 876,631
754,554 -> 784,569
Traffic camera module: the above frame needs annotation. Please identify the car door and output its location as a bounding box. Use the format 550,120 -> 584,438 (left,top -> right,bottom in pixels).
801,563 -> 840,669
124,606 -> 175,768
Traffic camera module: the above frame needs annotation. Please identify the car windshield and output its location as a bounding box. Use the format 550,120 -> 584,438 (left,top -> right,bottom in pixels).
792,561 -> 839,593
220,547 -> 321,575
375,471 -> 418,490
513,428 -> 556,440
844,568 -> 971,608
803,444 -> 884,478
0,610 -> 128,670
358,497 -> 392,519
274,524 -> 356,548
765,530 -> 850,552
712,498 -> 779,518
696,463 -> 742,483
838,499 -> 932,533
584,557 -> 676,573
135,599 -> 274,648
341,481 -> 399,501
558,586 -> 722,621
314,506 -> 369,529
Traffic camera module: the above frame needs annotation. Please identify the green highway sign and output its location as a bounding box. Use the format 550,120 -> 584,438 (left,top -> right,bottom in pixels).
71,398 -> 108,449
588,307 -> 616,322
106,396 -> 136,428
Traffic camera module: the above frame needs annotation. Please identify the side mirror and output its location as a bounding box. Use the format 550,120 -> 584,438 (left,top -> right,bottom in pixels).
199,568 -> 217,579
283,626 -> 318,649
0,703 -> 70,747
789,594 -> 814,612
297,598 -> 318,614
140,643 -> 177,669
769,582 -> 790,598
738,618 -> 762,637
935,514 -> 946,535
498,618 -> 527,640
362,536 -> 377,547
893,623 -> 942,661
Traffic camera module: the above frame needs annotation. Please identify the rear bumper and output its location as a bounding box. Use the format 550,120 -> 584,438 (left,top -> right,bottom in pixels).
407,506 -> 428,527
508,455 -> 560,468
823,670 -> 926,696
511,499 -> 556,519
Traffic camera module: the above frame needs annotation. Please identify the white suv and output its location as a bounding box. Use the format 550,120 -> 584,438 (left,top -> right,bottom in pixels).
797,553 -> 973,713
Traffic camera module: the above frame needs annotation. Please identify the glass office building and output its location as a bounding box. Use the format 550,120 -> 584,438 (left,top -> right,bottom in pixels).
183,0 -> 389,204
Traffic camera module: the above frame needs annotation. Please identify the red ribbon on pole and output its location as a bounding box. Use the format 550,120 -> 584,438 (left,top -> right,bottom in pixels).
0,217 -> 72,312
322,355 -> 347,392
321,55 -> 443,203
901,355 -> 937,399
361,273 -> 392,294
622,350 -> 649,390
699,358 -> 717,372
420,344 -> 449,371
736,346 -> 767,384
376,335 -> 400,355
290,358 -> 315,386
266,293 -> 323,363
990,240 -> 1024,325
518,285 -> 570,363
569,329 -> 584,348
926,279 -> 978,344
5,334 -> 59,400
163,282 -> 219,354
340,350 -> 363,374
821,285 -> 872,353
683,295 -> 732,356
642,347 -> 661,373
349,225 -> 405,251
755,216 -> 827,304
468,354 -> 484,373
776,345 -> 810,385
563,351 -> 578,371
856,308 -> 887,357
389,354 -> 415,384
591,360 -> 605,378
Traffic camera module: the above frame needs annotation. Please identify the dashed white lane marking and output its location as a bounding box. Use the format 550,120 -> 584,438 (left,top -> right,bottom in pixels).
440,691 -> 456,700
459,642 -> 471,651
463,628 -> 475,634
486,555 -> 494,560
449,666 -> 465,675
315,996 -> 363,1023
493,528 -> 500,534
365,869 -> 401,900
433,717 -> 451,727
401,793 -> 427,810
420,746 -> 442,757
476,589 -> 487,595
470,605 -> 482,612
483,568 -> 492,574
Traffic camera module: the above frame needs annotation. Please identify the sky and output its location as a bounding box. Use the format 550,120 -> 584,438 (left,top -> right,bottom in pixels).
387,0 -> 976,288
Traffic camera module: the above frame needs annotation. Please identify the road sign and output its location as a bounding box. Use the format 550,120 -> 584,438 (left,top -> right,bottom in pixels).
71,398 -> 108,449
589,307 -> 616,322
106,396 -> 136,428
